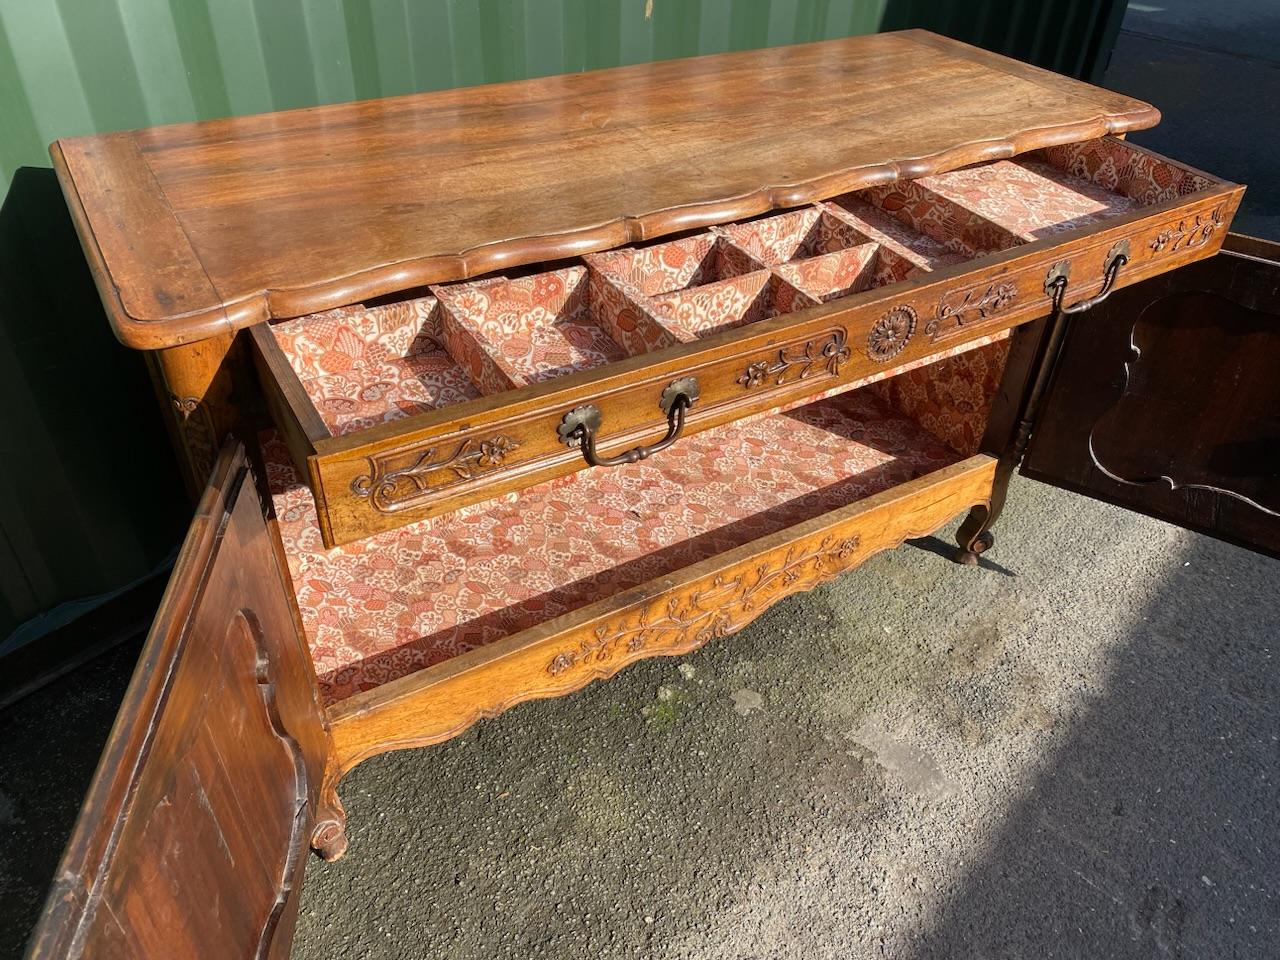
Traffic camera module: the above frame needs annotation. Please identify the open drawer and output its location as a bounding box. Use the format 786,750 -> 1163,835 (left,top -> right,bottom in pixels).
257,380 -> 1001,770
251,137 -> 1242,547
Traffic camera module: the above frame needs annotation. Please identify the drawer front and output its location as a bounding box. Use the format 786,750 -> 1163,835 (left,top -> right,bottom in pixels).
326,453 -> 999,769
254,140 -> 1242,547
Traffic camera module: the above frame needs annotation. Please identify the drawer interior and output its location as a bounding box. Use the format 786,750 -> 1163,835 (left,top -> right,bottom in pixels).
265,337 -> 1011,705
267,136 -> 1210,441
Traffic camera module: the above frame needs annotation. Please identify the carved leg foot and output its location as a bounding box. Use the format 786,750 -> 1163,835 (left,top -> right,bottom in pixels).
954,528 -> 995,566
953,500 -> 998,567
311,786 -> 349,862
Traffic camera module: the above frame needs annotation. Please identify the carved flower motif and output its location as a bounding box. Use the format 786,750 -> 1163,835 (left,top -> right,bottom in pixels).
866,306 -> 917,362
548,652 -> 576,676
737,360 -> 769,388
477,435 -> 518,467
988,283 -> 1017,313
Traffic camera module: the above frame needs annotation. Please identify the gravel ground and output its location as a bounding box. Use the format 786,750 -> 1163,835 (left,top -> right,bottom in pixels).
290,478 -> 1280,959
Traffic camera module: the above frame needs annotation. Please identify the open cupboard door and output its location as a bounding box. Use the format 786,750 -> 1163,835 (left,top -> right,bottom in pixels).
1023,234 -> 1280,558
25,443 -> 329,960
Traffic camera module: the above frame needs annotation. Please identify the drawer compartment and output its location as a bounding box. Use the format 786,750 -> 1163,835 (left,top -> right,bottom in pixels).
435,266 -> 627,394
266,298 -> 479,437
253,136 -> 1241,547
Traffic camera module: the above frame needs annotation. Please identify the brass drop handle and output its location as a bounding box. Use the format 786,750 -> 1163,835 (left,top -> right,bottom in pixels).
1045,239 -> 1130,315
558,376 -> 700,468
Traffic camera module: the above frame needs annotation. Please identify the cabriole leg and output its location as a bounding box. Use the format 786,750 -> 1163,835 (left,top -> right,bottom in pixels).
310,779 -> 349,862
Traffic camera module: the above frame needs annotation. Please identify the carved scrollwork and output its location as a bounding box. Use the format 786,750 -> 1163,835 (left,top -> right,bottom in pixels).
352,435 -> 519,513
926,281 -> 1018,342
170,395 -> 217,482
736,328 -> 851,390
866,306 -> 916,362
1148,206 -> 1224,256
546,533 -> 861,677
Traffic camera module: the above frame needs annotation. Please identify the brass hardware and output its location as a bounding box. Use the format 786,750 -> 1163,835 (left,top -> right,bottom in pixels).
558,376 -> 700,468
1045,239 -> 1130,315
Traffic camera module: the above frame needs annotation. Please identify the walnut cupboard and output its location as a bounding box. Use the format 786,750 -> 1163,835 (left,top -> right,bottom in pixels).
27,31 -> 1279,959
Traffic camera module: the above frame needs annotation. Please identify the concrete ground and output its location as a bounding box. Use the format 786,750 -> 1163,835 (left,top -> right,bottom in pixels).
2,3 -> 1278,959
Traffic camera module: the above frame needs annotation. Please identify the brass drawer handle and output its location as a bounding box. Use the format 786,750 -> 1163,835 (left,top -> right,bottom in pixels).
558,377 -> 700,468
1045,239 -> 1130,315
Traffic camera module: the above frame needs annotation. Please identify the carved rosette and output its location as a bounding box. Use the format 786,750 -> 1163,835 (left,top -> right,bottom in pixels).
1148,206 -> 1224,256
545,533 -> 861,677
736,328 -> 851,390
352,434 -> 519,513
926,281 -> 1018,342
866,306 -> 916,362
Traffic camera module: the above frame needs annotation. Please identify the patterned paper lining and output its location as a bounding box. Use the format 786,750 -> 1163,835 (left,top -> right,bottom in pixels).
266,389 -> 967,704
434,266 -> 627,394
270,137 -> 1196,439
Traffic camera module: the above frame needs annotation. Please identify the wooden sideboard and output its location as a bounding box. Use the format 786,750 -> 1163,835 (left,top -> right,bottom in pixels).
26,31 -> 1279,959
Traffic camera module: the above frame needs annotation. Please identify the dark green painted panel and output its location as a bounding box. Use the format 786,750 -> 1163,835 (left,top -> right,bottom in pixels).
0,0 -> 1124,656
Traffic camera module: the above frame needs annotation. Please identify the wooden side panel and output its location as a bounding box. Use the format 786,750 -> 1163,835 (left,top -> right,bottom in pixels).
26,444 -> 328,960
1023,235 -> 1280,558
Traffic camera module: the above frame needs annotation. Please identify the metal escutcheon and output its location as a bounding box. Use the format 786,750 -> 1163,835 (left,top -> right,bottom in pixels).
1044,239 -> 1131,315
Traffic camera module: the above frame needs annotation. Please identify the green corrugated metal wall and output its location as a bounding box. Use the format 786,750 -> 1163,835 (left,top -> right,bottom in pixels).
0,0 -> 1125,657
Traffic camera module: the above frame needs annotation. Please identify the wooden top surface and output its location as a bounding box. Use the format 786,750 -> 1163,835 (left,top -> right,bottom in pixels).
53,30 -> 1159,349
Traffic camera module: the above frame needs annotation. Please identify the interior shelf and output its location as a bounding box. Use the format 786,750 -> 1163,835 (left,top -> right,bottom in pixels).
266,385 -> 986,704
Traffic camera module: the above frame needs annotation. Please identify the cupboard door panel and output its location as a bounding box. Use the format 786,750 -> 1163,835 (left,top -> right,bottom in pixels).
25,444 -> 327,960
1023,234 -> 1280,558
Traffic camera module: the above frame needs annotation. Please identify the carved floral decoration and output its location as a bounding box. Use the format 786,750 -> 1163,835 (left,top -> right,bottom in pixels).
546,534 -> 861,677
352,434 -> 519,512
1147,207 -> 1224,256
926,281 -> 1018,342
736,328 -> 851,390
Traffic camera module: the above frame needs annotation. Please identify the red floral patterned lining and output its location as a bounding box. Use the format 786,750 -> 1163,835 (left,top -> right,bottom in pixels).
585,233 -> 761,297
583,233 -> 789,352
822,198 -> 971,272
855,180 -> 1027,258
917,160 -> 1141,241
266,389 -> 965,704
647,271 -> 818,342
271,296 -> 481,437
773,243 -> 925,303
716,207 -> 868,265
1033,138 -> 1212,206
434,266 -> 626,393
868,338 -> 1013,457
